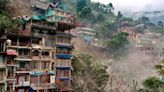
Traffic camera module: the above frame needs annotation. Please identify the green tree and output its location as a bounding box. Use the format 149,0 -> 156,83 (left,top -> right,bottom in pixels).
72,54 -> 109,92
141,59 -> 164,91
117,11 -> 123,20
155,59 -> 164,76
138,16 -> 150,25
157,21 -> 164,34
106,32 -> 129,52
157,21 -> 163,28
0,15 -> 13,35
143,77 -> 163,92
0,0 -> 8,14
107,3 -> 114,13
76,0 -> 92,17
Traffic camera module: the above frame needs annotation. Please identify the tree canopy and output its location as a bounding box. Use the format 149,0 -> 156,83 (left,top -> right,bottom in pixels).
106,32 -> 129,53
142,77 -> 163,92
76,0 -> 92,17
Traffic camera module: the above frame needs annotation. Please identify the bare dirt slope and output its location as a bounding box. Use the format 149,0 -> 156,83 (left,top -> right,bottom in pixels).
8,0 -> 32,17
73,29 -> 163,92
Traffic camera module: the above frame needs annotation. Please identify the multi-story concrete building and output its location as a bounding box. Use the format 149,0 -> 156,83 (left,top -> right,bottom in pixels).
0,2 -> 78,92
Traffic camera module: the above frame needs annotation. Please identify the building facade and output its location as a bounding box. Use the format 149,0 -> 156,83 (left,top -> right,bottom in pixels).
0,2 -> 77,92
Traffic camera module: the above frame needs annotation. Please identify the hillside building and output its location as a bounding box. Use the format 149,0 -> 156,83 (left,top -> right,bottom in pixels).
0,1 -> 78,92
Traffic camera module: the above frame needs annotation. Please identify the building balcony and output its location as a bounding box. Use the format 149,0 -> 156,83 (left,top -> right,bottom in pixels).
0,42 -> 5,53
17,68 -> 30,71
15,68 -> 30,74
55,66 -> 71,70
32,33 -> 44,38
19,42 -> 31,47
15,55 -> 31,61
7,42 -> 31,49
0,79 -> 5,83
56,54 -> 73,59
6,75 -> 16,81
6,49 -> 17,56
31,22 -> 56,31
7,61 -> 18,67
30,71 -> 55,76
32,56 -> 41,61
42,56 -> 52,61
0,74 -> 5,83
56,31 -> 73,37
6,29 -> 32,36
19,30 -> 32,36
55,61 -> 71,70
56,44 -> 73,49
0,49 -> 5,54
10,42 -> 17,47
30,83 -> 56,90
15,81 -> 30,87
55,79 -> 72,91
0,63 -> 6,68
56,77 -> 71,81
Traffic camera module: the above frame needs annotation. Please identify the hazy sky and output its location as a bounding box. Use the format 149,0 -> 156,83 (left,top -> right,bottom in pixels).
91,0 -> 164,12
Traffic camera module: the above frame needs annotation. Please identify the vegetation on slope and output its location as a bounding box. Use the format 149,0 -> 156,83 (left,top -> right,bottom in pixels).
72,54 -> 109,92
0,0 -> 13,35
139,59 -> 164,92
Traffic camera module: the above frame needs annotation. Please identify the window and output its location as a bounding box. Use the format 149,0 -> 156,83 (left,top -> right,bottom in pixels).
33,50 -> 39,56
0,42 -> 4,52
31,62 -> 36,69
51,62 -> 54,70
63,70 -> 69,77
42,62 -> 49,69
63,80 -> 70,87
19,49 -> 30,56
19,62 -> 26,68
30,76 -> 37,84
42,51 -> 49,56
32,38 -> 40,44
52,52 -> 55,59
0,55 -> 5,65
24,75 -> 29,81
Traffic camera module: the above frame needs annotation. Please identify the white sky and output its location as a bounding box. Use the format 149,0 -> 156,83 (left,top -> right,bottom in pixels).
91,0 -> 164,12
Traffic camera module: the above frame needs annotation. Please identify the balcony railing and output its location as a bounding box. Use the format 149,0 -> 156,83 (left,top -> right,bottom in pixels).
56,61 -> 71,69
7,74 -> 16,80
0,63 -> 6,68
17,68 -> 30,71
17,55 -> 31,59
11,42 -> 17,46
56,54 -> 73,59
42,56 -> 51,61
19,42 -> 31,47
16,81 -> 30,87
56,31 -> 72,37
32,22 -> 56,30
56,70 -> 70,78
56,42 -> 71,46
32,56 -> 41,60
7,61 -> 18,67
6,29 -> 32,36
0,76 -> 4,81
19,30 -> 32,36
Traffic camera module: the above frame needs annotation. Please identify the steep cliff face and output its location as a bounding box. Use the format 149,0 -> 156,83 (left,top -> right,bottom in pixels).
7,0 -> 32,17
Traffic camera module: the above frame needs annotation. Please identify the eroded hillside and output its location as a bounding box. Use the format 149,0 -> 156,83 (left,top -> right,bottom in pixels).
7,0 -> 32,16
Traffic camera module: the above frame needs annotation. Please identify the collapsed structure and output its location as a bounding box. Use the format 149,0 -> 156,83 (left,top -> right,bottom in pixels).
0,0 -> 79,92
